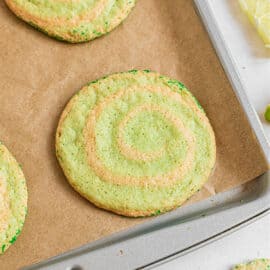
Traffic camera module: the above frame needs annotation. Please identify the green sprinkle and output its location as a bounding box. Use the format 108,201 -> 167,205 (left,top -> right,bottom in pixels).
150,210 -> 162,216
88,80 -> 98,85
53,34 -> 65,41
1,245 -> 5,253
128,69 -> 138,74
192,96 -> 204,112
167,79 -> 185,90
264,105 -> 270,122
101,75 -> 108,80
9,235 -> 17,244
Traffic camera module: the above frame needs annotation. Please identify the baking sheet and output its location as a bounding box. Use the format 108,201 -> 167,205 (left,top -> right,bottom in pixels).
0,0 -> 268,269
205,0 -> 270,142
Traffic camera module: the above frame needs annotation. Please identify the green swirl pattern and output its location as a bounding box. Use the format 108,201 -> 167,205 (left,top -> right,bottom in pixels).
56,70 -> 216,217
0,143 -> 28,254
5,0 -> 136,42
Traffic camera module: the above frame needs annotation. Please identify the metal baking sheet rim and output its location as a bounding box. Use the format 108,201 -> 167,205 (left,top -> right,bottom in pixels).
22,173 -> 270,270
22,1 -> 270,270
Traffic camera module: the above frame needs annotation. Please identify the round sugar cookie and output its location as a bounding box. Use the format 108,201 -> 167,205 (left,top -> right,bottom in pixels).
5,0 -> 136,43
233,259 -> 270,270
56,70 -> 216,217
0,143 -> 27,254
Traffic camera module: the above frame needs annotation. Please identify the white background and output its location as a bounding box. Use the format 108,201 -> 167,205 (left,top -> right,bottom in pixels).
155,0 -> 270,269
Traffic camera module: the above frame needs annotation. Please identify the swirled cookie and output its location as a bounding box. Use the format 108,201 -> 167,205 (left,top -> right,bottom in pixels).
233,259 -> 270,270
5,0 -> 136,43
56,70 -> 216,217
0,143 -> 27,254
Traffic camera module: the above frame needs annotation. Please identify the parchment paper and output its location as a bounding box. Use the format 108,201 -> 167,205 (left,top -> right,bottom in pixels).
0,0 -> 268,269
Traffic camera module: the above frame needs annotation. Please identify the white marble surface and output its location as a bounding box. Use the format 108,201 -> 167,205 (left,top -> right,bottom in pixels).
155,214 -> 270,270
154,1 -> 270,269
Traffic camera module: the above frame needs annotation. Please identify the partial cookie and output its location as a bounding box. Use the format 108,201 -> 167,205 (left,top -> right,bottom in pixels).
56,70 -> 216,217
233,259 -> 270,270
0,142 -> 28,254
5,0 -> 136,43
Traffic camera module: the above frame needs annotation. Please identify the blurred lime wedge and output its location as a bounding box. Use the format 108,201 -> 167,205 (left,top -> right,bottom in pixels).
265,104 -> 270,122
239,0 -> 270,48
